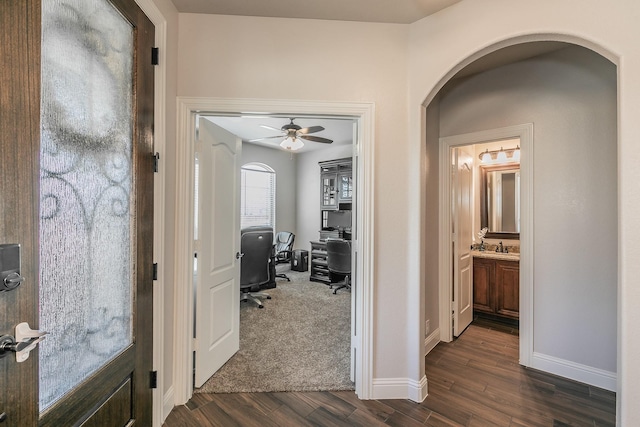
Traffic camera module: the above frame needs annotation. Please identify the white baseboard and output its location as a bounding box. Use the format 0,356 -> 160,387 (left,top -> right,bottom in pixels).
162,386 -> 175,423
531,352 -> 616,391
372,376 -> 428,402
424,328 -> 441,355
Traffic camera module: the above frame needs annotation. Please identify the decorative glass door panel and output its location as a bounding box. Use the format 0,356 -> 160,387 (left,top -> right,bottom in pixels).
338,173 -> 352,202
39,0 -> 134,411
321,174 -> 337,209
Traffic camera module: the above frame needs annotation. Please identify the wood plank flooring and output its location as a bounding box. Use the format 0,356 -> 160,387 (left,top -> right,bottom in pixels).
162,319 -> 616,426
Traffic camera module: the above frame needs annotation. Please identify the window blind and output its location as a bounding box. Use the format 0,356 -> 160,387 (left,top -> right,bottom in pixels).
241,165 -> 276,230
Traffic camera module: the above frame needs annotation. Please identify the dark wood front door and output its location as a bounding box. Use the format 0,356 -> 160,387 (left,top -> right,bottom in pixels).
0,0 -> 154,425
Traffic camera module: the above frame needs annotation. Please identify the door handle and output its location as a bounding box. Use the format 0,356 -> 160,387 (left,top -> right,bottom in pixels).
236,252 -> 244,259
0,322 -> 48,363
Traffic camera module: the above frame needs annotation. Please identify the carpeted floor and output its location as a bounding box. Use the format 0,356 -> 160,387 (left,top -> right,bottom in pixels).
194,264 -> 354,394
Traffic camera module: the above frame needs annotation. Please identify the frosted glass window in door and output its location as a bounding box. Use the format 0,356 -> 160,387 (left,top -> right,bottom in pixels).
39,0 -> 134,411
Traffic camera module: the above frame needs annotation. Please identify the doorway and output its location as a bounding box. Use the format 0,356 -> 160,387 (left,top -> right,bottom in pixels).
172,98 -> 376,405
439,125 -> 532,355
448,137 -> 523,339
428,43 -> 618,391
193,113 -> 356,393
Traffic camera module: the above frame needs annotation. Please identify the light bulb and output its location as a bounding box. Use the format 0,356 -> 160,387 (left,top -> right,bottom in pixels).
497,148 -> 507,162
481,150 -> 492,163
512,146 -> 520,162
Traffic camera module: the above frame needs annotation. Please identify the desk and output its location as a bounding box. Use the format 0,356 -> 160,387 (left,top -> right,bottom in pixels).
309,241 -> 330,284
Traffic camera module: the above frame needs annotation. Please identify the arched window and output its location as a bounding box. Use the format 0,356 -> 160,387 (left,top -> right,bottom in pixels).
241,163 -> 276,229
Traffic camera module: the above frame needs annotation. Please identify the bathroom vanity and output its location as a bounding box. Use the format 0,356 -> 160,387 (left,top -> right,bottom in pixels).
472,251 -> 519,321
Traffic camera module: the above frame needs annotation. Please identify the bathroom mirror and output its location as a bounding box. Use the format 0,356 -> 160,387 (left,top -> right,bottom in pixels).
480,164 -> 520,239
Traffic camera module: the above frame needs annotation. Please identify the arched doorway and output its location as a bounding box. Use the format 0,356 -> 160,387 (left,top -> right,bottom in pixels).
423,40 -> 618,391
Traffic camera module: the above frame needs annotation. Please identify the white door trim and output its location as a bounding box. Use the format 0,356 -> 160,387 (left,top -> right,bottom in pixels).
438,123 -> 534,366
173,97 -> 376,405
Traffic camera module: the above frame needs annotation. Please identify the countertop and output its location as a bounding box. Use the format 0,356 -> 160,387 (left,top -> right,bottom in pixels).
471,249 -> 520,261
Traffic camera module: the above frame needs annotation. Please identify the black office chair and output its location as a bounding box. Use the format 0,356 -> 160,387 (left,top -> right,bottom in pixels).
274,231 -> 295,281
326,239 -> 352,294
240,226 -> 274,308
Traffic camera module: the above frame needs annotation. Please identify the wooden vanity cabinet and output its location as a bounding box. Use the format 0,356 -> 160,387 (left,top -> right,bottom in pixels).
472,258 -> 493,315
473,257 -> 519,320
494,260 -> 520,319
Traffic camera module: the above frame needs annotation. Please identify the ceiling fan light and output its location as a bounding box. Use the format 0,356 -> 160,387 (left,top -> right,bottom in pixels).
280,136 -> 304,151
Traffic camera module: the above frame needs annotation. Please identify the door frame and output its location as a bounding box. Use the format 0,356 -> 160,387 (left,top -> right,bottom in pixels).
438,123 -> 534,366
131,1 -> 167,425
173,97 -> 376,405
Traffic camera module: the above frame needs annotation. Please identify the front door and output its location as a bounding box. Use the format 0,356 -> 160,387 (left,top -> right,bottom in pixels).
0,0 -> 154,425
193,118 -> 242,388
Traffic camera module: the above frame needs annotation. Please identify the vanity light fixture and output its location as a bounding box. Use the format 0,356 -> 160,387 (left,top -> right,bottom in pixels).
479,146 -> 520,164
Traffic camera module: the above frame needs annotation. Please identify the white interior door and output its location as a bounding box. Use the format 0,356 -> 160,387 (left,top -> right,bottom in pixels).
453,146 -> 474,337
194,118 -> 241,388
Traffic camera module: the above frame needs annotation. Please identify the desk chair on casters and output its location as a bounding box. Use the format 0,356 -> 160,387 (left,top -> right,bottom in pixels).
274,231 -> 295,281
326,239 -> 352,294
240,226 -> 274,308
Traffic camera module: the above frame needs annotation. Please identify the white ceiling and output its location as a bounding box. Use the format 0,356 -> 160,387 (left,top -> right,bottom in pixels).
170,0 -> 462,24
203,115 -> 356,153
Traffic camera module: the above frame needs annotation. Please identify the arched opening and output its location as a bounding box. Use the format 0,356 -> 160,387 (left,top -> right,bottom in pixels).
422,39 -> 618,394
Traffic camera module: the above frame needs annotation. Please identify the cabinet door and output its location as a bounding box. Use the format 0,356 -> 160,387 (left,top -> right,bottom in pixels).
495,260 -> 519,319
337,172 -> 352,202
472,258 -> 494,314
321,173 -> 338,209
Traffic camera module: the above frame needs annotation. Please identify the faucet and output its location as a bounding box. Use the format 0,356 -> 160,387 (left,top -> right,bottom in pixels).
497,241 -> 506,253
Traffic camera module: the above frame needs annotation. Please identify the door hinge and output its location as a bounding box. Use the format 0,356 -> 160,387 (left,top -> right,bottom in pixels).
153,152 -> 160,173
151,47 -> 159,66
150,371 -> 158,389
152,263 -> 158,281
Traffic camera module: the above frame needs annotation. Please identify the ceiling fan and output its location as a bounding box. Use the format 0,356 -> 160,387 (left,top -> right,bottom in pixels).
249,118 -> 333,151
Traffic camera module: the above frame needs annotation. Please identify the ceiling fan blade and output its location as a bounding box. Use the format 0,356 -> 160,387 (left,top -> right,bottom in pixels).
300,135 -> 333,144
248,135 -> 285,142
259,124 -> 284,132
298,125 -> 325,135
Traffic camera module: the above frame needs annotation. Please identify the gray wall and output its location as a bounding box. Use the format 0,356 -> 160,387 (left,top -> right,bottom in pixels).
241,143 -> 297,235
241,142 -> 353,252
429,45 -> 617,372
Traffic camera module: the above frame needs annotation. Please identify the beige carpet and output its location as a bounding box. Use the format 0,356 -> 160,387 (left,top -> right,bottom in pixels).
195,265 -> 354,393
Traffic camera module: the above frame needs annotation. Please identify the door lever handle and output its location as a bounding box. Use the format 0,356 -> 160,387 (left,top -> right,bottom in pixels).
15,322 -> 47,362
0,322 -> 48,362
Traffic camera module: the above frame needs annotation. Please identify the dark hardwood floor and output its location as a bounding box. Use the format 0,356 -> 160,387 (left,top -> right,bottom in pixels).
163,319 -> 616,426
